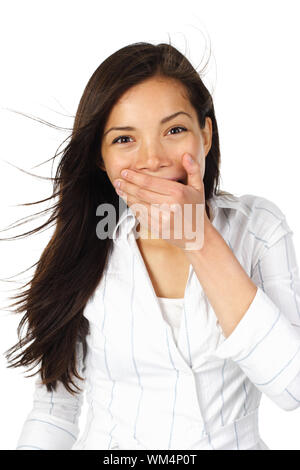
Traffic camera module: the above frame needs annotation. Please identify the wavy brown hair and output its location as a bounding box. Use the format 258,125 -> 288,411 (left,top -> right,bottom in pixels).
2,40 -> 228,396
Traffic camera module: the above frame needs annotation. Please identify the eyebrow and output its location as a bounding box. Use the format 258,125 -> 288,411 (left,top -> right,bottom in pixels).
103,111 -> 192,138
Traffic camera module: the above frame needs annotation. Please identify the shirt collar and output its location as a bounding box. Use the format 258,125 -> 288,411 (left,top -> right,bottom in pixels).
111,192 -> 251,244
208,192 -> 251,222
111,203 -> 137,244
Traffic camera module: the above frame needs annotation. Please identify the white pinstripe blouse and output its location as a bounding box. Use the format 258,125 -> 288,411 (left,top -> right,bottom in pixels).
16,192 -> 300,450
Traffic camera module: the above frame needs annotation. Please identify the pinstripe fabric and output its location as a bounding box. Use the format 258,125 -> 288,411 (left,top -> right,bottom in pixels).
16,193 -> 300,450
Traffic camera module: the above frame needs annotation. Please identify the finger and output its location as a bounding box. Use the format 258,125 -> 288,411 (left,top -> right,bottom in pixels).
117,191 -> 173,235
116,190 -> 158,219
182,153 -> 204,192
116,179 -> 173,205
119,169 -> 182,195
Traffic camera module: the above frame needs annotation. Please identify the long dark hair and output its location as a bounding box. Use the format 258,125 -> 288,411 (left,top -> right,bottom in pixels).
2,40 -> 227,396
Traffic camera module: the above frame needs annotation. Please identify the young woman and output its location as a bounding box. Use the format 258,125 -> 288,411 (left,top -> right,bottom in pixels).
4,42 -> 300,450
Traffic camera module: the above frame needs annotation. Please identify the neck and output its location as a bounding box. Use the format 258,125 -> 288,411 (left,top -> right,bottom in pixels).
135,222 -> 170,248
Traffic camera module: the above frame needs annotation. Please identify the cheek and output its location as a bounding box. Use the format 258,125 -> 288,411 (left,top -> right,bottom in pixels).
192,140 -> 203,156
106,151 -> 136,180
176,137 -> 200,157
102,154 -> 122,178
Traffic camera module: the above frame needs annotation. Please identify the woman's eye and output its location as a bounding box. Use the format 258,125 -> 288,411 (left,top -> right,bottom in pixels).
112,126 -> 187,144
167,126 -> 187,135
112,135 -> 133,144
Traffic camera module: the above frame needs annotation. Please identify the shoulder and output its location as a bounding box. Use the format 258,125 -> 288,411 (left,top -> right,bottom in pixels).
226,193 -> 293,267
238,193 -> 290,243
212,191 -> 292,253
214,192 -> 287,236
213,192 -> 294,275
239,193 -> 286,222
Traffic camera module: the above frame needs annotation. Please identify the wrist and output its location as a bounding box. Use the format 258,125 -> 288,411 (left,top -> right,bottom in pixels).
183,216 -> 217,256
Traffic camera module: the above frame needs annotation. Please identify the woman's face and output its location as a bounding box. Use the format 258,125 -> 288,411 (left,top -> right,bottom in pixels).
100,76 -> 212,188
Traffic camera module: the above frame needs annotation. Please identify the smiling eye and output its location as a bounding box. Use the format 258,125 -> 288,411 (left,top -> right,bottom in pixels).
167,126 -> 187,135
112,135 -> 133,144
112,126 -> 187,145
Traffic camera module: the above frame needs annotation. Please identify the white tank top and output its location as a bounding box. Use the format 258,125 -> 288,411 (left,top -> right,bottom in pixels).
157,296 -> 184,347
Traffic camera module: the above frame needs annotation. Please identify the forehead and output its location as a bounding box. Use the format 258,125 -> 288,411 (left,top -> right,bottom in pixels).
109,77 -> 192,116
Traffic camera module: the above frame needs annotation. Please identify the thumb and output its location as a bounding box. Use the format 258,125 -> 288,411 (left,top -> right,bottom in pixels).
182,153 -> 204,192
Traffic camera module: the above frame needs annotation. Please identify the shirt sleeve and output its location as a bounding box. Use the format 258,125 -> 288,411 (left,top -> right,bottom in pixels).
16,341 -> 86,450
211,215 -> 300,409
270,367 -> 300,410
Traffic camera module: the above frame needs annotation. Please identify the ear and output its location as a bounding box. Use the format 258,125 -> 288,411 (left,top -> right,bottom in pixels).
202,117 -> 213,158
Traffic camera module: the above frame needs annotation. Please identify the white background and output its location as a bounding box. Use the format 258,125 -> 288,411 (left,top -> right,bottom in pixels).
0,0 -> 300,450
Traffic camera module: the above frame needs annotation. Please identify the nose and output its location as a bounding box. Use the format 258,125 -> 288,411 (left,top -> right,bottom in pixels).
133,142 -> 170,172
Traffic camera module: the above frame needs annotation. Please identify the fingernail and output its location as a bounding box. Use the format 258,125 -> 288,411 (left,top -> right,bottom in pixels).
187,154 -> 193,164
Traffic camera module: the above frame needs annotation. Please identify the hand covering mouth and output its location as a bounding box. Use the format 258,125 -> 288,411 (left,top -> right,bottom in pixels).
164,176 -> 186,185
